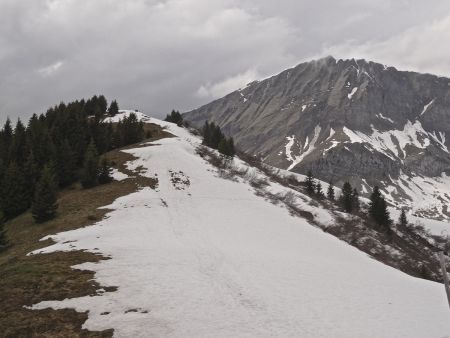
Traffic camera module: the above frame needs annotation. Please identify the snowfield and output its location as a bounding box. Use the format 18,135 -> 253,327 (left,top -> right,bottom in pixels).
30,117 -> 450,337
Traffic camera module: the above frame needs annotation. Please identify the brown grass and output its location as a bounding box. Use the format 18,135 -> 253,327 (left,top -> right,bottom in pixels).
0,124 -> 169,337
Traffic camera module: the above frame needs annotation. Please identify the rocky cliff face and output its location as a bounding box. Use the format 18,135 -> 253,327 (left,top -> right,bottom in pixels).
184,57 -> 450,220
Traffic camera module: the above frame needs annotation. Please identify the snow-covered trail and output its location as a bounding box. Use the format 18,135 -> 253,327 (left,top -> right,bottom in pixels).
31,120 -> 450,338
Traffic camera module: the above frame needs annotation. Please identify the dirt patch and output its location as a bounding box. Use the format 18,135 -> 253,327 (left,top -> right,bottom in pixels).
169,170 -> 191,190
0,124 -> 168,337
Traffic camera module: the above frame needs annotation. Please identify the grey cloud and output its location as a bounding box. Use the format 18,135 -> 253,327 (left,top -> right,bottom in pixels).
1,0 -> 450,124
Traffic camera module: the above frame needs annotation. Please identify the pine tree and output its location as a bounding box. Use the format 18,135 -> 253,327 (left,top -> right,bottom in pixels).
218,137 -> 235,157
226,137 -> 235,157
0,118 -> 13,162
98,157 -> 113,184
23,152 -> 40,198
202,121 -> 211,146
0,222 -> 8,252
210,124 -> 223,149
108,100 -> 119,117
98,95 -> 108,115
399,208 -> 408,228
218,137 -> 228,155
305,170 -> 315,195
55,139 -> 77,187
352,188 -> 360,211
0,162 -> 30,219
81,140 -> 99,188
340,182 -> 353,213
32,165 -> 58,223
369,186 -> 392,230
327,182 -> 335,201
316,182 -> 325,199
164,110 -> 183,126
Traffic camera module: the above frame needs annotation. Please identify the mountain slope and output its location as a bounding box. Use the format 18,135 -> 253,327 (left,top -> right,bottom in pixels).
183,56 -> 450,221
30,118 -> 450,337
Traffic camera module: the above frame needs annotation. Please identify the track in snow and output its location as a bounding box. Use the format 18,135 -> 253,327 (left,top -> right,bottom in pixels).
31,119 -> 450,338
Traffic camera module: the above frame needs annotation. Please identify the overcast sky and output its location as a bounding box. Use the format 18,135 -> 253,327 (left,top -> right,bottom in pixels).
1,0 -> 450,124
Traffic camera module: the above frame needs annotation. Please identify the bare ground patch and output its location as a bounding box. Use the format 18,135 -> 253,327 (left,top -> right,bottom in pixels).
0,125 -> 167,337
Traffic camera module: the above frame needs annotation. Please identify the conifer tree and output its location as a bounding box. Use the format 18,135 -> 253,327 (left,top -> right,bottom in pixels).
164,110 -> 183,126
0,223 -> 8,252
32,165 -> 58,223
316,182 -> 325,199
81,140 -> 99,188
327,181 -> 335,201
218,137 -> 236,157
226,137 -> 235,157
0,162 -> 30,219
23,152 -> 40,198
10,119 -> 28,165
0,118 -> 13,162
352,188 -> 360,211
98,95 -> 108,115
305,170 -> 315,195
55,139 -> 77,187
210,124 -> 223,149
108,100 -> 119,116
98,157 -> 113,184
340,182 -> 353,213
202,121 -> 211,147
369,186 -> 392,230
399,208 -> 408,228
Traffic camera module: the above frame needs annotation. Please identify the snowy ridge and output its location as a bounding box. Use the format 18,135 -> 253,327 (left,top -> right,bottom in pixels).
28,118 -> 450,337
103,110 -> 151,123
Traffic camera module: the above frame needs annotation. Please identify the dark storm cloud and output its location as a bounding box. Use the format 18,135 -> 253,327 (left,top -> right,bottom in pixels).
1,0 -> 450,124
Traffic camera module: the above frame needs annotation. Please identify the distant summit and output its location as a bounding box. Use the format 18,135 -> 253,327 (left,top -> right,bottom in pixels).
184,57 -> 450,221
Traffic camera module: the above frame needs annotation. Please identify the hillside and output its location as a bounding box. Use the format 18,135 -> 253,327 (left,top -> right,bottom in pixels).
23,116 -> 450,337
183,56 -> 450,222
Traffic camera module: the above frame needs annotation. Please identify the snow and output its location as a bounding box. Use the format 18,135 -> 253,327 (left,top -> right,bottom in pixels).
29,119 -> 450,337
286,126 -> 321,171
384,171 -> 450,233
348,87 -> 358,99
420,99 -> 435,116
103,110 -> 151,123
377,113 -> 394,123
301,104 -> 307,112
342,120 -> 449,160
111,169 -> 129,181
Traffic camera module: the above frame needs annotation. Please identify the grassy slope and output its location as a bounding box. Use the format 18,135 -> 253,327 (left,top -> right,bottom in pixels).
0,123 -> 171,337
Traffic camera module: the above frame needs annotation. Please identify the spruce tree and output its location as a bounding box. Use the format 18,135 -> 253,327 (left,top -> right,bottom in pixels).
164,110 -> 183,126
210,124 -> 223,149
352,188 -> 360,211
108,100 -> 119,116
202,121 -> 211,146
0,162 -> 30,219
327,182 -> 335,201
32,165 -> 58,223
0,222 -> 8,252
98,157 -> 113,184
305,170 -> 315,195
98,95 -> 108,115
369,186 -> 392,230
81,140 -> 99,188
341,182 -> 353,213
399,208 -> 408,228
55,139 -> 77,187
316,182 -> 325,199
226,137 -> 235,157
23,152 -> 40,198
218,137 -> 235,157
